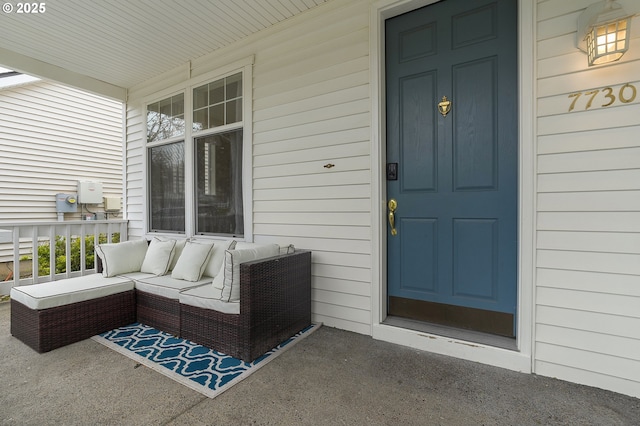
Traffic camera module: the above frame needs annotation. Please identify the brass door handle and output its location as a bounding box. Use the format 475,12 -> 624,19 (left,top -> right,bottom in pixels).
388,199 -> 398,236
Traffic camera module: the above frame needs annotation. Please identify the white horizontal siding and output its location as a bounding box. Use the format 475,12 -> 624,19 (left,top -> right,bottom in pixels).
535,359 -> 640,401
537,325 -> 640,369
538,147 -> 640,173
538,249 -> 640,275
0,80 -> 123,262
537,285 -> 640,318
538,169 -> 640,192
538,102 -> 640,135
538,191 -> 640,211
537,250 -> 639,276
254,183 -> 370,201
537,38 -> 640,80
537,212 -> 640,232
255,134 -> 369,161
535,0 -> 640,397
252,0 -> 371,334
254,212 -> 370,227
537,231 -> 640,253
535,345 -> 640,398
538,126 -> 640,154
536,304 -> 640,340
537,268 -> 640,298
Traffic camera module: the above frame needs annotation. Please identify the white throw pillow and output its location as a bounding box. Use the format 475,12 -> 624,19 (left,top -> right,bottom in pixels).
95,239 -> 149,278
171,241 -> 215,282
154,237 -> 187,271
203,239 -> 237,278
140,237 -> 176,275
169,239 -> 187,270
212,244 -> 280,302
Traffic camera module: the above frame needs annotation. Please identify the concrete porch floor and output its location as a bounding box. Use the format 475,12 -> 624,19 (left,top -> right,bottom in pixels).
0,301 -> 638,425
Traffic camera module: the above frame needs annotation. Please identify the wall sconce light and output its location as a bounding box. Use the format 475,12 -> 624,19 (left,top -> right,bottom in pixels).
577,0 -> 633,66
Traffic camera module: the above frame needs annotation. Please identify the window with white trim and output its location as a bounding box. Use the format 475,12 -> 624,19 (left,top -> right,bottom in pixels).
147,93 -> 185,233
146,69 -> 247,237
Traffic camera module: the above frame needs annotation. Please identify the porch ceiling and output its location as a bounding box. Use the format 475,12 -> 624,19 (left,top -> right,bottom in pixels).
0,0 -> 328,100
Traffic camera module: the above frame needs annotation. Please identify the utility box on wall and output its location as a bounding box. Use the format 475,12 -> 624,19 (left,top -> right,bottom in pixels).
77,181 -> 103,204
55,193 -> 78,213
103,197 -> 121,212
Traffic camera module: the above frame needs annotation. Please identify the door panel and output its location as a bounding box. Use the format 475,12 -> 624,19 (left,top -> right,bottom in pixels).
452,218 -> 497,299
399,218 -> 438,294
401,72 -> 437,192
399,23 -> 437,60
386,0 -> 518,336
451,3 -> 498,48
452,58 -> 497,191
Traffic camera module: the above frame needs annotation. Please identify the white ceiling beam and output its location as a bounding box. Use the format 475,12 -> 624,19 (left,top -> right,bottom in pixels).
0,47 -> 126,102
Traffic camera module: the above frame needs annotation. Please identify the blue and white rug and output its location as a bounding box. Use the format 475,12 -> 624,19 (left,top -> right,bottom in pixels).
92,322 -> 320,399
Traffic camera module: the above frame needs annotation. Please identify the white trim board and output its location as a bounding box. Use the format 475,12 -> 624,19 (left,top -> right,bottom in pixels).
0,47 -> 126,101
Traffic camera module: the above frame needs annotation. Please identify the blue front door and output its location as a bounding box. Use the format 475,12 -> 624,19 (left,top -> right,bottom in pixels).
386,0 -> 518,336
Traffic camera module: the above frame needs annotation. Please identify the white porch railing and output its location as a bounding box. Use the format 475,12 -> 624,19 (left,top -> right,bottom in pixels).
0,220 -> 128,295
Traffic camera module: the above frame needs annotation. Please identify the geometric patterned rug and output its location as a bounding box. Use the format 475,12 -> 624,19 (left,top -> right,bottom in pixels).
92,322 -> 321,399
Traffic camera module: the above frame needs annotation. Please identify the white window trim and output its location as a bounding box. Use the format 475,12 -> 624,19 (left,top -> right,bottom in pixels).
142,56 -> 254,242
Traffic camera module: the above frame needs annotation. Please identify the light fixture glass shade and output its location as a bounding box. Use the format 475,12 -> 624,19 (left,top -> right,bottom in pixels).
585,17 -> 630,65
577,0 -> 633,66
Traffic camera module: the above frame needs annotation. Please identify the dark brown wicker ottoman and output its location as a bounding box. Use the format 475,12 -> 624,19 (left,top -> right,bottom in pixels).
180,250 -> 311,362
11,290 -> 136,353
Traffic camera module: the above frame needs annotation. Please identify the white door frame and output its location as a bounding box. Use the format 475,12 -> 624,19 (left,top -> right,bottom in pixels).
369,0 -> 537,373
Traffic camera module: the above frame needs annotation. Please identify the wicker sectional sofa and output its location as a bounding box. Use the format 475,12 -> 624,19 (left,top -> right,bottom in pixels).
10,238 -> 311,362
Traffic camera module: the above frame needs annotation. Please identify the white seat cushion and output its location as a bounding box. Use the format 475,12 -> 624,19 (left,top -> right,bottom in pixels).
134,275 -> 211,300
179,284 -> 240,315
10,275 -> 134,310
115,272 -> 157,281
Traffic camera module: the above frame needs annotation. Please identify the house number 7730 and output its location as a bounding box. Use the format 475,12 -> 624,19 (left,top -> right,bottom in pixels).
568,83 -> 637,112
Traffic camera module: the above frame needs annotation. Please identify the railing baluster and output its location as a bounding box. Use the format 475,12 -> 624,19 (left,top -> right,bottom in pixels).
122,221 -> 128,241
32,226 -> 39,285
0,220 -> 127,295
94,227 -> 99,263
49,225 -> 56,283
64,225 -> 71,279
12,226 -> 19,287
80,223 -> 86,274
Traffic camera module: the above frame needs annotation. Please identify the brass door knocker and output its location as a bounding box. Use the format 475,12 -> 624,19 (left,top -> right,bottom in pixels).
438,96 -> 452,117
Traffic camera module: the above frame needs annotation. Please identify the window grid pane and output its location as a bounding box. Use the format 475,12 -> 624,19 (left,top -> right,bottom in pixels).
192,72 -> 243,132
209,79 -> 224,104
147,93 -> 185,143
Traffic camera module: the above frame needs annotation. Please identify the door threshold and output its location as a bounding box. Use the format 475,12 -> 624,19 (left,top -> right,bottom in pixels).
383,316 -> 517,351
